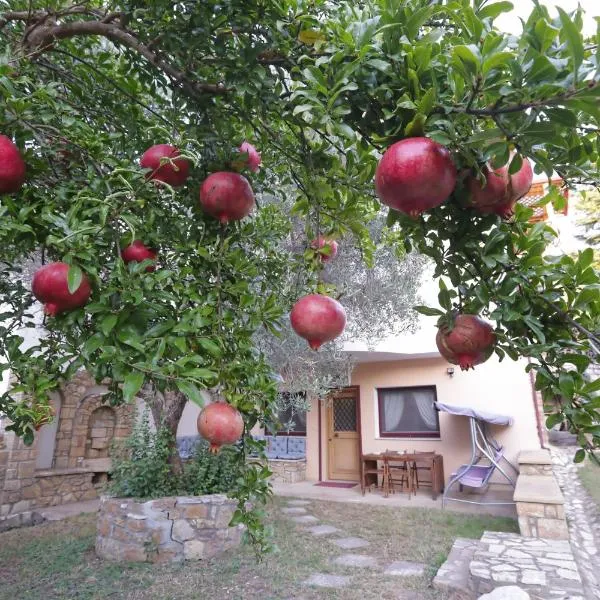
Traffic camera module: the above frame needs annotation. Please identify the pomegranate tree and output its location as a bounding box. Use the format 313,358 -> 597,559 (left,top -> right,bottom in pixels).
32,262 -> 91,316
199,171 -> 255,223
121,240 -> 157,272
375,137 -> 457,217
436,313 -> 496,371
196,402 -> 244,453
467,157 -> 533,218
290,294 -> 347,350
310,236 -> 338,262
140,144 -> 190,187
0,134 -> 26,194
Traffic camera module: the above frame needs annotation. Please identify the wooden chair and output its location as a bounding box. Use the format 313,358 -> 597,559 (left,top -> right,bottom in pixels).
385,451 -> 413,498
411,450 -> 437,491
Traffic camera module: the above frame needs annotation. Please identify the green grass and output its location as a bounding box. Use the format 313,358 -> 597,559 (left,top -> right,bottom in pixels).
0,498 -> 517,600
579,457 -> 600,507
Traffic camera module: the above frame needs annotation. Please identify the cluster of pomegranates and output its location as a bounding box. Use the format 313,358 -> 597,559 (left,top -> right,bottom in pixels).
375,136 -> 533,219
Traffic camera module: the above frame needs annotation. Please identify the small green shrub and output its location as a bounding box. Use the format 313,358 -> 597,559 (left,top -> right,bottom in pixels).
108,411 -> 242,499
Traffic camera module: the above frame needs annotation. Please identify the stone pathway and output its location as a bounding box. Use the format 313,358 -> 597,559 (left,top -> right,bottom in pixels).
551,446 -> 600,599
280,499 -> 426,592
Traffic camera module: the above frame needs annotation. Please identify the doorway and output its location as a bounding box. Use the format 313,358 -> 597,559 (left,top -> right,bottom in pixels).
326,386 -> 360,481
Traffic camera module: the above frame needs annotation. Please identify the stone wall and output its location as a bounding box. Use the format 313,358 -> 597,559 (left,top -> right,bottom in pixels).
0,370 -> 135,523
96,495 -> 243,563
514,450 -> 569,540
249,458 -> 306,484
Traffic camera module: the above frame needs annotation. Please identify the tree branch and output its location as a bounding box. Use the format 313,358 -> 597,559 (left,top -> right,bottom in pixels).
4,9 -> 232,97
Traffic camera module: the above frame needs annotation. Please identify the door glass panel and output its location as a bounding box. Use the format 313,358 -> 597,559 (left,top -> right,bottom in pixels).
333,397 -> 357,431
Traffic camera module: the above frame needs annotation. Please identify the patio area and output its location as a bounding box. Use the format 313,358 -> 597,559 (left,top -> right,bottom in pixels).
272,480 -> 517,518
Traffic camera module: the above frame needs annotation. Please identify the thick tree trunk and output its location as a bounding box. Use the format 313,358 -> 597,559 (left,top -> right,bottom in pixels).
141,384 -> 187,475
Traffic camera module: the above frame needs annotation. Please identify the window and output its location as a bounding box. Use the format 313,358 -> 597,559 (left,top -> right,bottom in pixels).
377,386 -> 440,438
276,393 -> 307,436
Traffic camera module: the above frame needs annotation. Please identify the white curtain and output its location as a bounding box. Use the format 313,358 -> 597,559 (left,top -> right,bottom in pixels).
413,390 -> 438,430
382,390 -> 405,431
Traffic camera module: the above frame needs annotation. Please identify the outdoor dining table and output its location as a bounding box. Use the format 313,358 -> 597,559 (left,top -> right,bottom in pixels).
360,452 -> 444,500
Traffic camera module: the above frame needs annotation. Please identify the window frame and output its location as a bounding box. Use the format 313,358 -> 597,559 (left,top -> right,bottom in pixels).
377,385 -> 440,439
276,395 -> 307,437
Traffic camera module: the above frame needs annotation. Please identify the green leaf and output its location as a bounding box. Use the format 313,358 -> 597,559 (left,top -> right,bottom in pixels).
479,2 -> 514,20
413,305 -> 445,317
418,88 -> 436,116
557,8 -> 584,73
574,449 -> 585,463
197,338 -> 222,357
558,372 -> 575,399
508,153 -> 523,175
404,113 -> 426,137
482,52 -> 514,75
67,265 -> 83,294
100,314 -> 118,336
582,378 -> 600,395
123,371 -> 144,402
175,380 -> 205,407
453,45 -> 481,74
366,59 -> 391,73
298,30 -> 326,45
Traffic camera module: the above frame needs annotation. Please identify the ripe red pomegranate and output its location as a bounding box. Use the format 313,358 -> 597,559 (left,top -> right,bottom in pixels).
436,314 -> 496,371
196,402 -> 244,453
375,137 -> 457,217
140,144 -> 190,187
310,236 -> 338,262
199,171 -> 255,223
468,157 -> 533,218
121,240 -> 157,272
32,262 -> 91,316
239,141 -> 261,172
290,294 -> 346,351
0,134 -> 26,194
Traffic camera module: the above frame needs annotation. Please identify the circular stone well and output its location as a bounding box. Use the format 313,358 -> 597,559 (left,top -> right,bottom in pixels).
96,494 -> 243,563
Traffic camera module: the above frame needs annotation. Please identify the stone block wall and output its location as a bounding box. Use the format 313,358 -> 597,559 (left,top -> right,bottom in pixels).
514,450 -> 569,540
249,458 -> 306,483
96,495 -> 243,563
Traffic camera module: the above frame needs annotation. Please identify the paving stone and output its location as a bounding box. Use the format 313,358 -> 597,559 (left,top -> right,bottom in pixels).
286,500 -> 311,506
291,515 -> 319,524
333,554 -> 378,568
331,536 -> 370,549
306,524 -> 340,536
303,573 -> 351,588
478,587 -> 530,600
384,560 -> 426,577
280,507 -> 307,515
521,570 -> 546,586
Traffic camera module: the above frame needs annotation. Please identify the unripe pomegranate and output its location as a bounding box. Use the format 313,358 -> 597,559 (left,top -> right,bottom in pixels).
121,240 -> 157,272
239,141 -> 261,172
197,402 -> 244,453
290,294 -> 346,351
32,262 -> 91,316
311,236 -> 338,262
0,135 -> 26,194
436,314 -> 496,371
468,157 -> 533,218
140,144 -> 190,187
199,171 -> 255,223
375,137 -> 457,217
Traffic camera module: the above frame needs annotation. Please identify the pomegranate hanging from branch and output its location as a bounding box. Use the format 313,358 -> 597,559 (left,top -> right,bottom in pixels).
290,293 -> 347,350
196,401 -> 244,453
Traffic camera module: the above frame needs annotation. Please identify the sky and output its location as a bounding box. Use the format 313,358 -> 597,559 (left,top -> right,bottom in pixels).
496,0 -> 599,36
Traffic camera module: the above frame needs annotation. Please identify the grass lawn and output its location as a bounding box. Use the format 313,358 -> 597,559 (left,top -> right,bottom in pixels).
0,497 -> 517,600
579,457 -> 600,507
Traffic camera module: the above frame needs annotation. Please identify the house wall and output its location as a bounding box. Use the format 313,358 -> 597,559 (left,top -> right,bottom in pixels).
306,355 -> 542,484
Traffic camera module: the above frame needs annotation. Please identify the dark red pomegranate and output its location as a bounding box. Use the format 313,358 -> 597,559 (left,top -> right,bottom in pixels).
0,134 -> 26,194
196,402 -> 244,453
238,141 -> 261,173
436,314 -> 496,371
32,262 -> 91,316
468,157 -> 533,218
290,294 -> 347,351
311,236 -> 338,262
140,144 -> 190,187
121,240 -> 157,272
199,171 -> 255,223
375,137 -> 457,217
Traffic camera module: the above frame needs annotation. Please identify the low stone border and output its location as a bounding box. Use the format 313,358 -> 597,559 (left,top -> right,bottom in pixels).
96,494 -> 243,563
249,458 -> 306,483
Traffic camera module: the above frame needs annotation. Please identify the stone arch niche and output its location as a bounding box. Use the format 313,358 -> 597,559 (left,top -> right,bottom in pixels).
85,406 -> 116,460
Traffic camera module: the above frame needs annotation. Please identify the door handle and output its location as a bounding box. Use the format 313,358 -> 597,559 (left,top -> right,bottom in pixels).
334,433 -> 339,438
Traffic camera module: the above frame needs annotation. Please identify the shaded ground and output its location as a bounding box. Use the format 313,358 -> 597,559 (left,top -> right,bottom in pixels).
0,497 -> 518,600
579,457 -> 600,507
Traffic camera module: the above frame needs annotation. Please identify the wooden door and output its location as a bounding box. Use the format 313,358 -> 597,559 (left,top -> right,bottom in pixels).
327,387 -> 360,481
